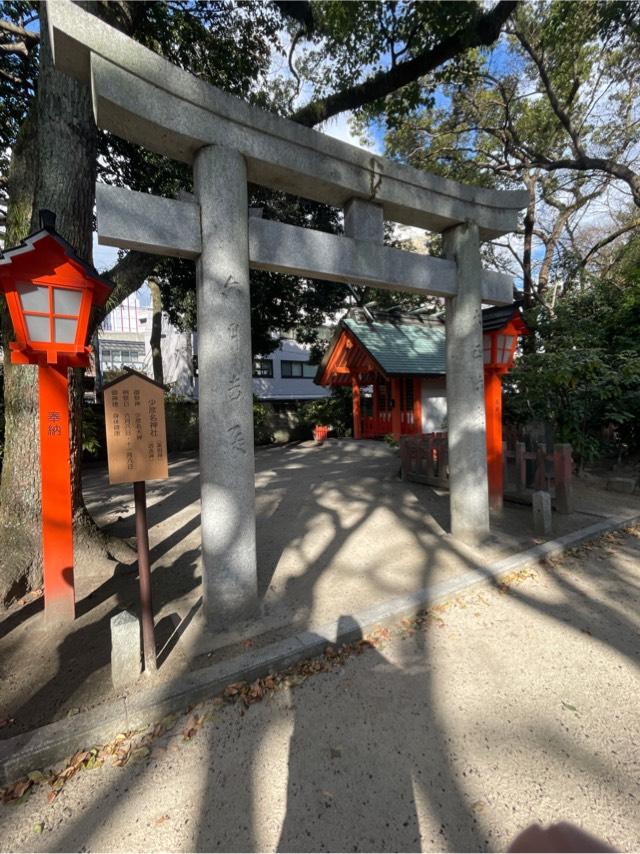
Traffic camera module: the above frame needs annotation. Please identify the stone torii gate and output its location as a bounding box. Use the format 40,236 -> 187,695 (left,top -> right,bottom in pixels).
47,1 -> 528,631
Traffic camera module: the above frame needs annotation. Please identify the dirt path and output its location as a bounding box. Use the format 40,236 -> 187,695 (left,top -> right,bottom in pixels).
1,525 -> 639,852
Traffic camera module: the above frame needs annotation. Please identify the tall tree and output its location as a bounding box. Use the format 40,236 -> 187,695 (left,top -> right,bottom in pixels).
379,0 -> 640,310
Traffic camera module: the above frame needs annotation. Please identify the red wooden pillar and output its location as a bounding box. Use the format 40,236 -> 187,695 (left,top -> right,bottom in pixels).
38,364 -> 75,623
412,377 -> 422,434
352,375 -> 361,439
372,379 -> 380,436
391,377 -> 402,439
484,369 -> 503,510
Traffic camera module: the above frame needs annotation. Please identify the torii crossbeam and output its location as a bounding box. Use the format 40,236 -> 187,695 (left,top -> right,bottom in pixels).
47,0 -> 528,631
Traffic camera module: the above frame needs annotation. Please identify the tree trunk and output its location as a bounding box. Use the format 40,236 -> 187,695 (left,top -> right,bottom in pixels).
149,278 -> 164,386
0,102 -> 41,603
0,5 -> 133,606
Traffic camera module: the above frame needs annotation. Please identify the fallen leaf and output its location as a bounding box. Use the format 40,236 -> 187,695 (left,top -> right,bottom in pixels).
27,771 -> 47,784
562,701 -> 579,713
182,714 -> 201,740
2,778 -> 32,804
33,822 -> 44,834
0,718 -> 15,729
242,638 -> 255,650
66,708 -> 80,718
223,683 -> 245,702
129,746 -> 151,763
153,814 -> 169,826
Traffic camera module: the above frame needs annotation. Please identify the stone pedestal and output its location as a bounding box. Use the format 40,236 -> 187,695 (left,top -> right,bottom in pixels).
194,144 -> 258,630
533,490 -> 552,536
110,610 -> 142,690
443,222 -> 490,544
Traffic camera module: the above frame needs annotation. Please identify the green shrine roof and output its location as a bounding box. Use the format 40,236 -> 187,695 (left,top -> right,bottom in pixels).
343,314 -> 446,375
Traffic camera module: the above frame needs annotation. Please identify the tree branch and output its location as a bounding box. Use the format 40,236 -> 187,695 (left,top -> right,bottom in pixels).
290,1 -> 519,127
0,66 -> 29,88
0,40 -> 29,57
514,27 -> 585,158
579,221 -> 640,269
514,26 -> 640,207
527,155 -> 640,207
0,19 -> 39,43
92,250 -> 159,331
273,1 -> 314,34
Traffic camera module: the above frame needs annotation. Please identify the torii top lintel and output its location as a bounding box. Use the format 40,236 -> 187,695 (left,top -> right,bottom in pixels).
47,1 -> 527,240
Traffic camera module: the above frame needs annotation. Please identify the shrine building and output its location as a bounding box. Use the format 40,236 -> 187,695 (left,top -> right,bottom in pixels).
315,302 -> 527,441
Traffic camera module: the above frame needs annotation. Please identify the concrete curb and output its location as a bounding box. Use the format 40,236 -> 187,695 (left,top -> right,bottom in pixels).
2,511 -> 639,786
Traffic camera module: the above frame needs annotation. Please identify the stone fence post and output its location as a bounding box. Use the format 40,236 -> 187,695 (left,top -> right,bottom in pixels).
554,443 -> 573,515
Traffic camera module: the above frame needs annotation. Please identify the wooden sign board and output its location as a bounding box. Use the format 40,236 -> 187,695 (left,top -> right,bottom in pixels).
103,369 -> 169,484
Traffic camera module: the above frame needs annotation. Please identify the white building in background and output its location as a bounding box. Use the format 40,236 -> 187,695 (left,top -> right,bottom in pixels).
97,284 -> 332,413
252,337 -> 330,405
96,283 -> 196,398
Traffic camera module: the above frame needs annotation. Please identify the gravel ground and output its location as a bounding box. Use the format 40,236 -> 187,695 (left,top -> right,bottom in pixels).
1,525 -> 639,853
4,440 -> 637,739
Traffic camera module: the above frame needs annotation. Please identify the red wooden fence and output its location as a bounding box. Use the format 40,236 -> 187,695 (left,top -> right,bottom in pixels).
399,433 -> 449,487
400,434 -> 573,514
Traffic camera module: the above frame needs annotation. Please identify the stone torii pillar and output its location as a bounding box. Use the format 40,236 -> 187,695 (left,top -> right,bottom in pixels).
195,145 -> 257,627
444,222 -> 490,543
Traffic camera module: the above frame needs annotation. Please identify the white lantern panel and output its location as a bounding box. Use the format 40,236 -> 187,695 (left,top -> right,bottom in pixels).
53,288 -> 82,316
17,283 -> 49,313
483,334 -> 492,364
54,317 -> 78,343
498,334 -> 515,363
25,314 -> 51,342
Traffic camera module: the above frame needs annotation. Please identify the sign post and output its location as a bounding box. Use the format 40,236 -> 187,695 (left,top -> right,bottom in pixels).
103,369 -> 169,673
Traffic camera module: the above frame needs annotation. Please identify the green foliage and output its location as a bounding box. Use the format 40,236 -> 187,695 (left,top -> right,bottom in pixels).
504,247 -> 640,463
0,1 -> 38,184
164,400 -> 198,452
297,387 -> 353,438
82,404 -> 103,458
159,190 -> 349,356
253,396 -> 272,446
301,1 -> 489,129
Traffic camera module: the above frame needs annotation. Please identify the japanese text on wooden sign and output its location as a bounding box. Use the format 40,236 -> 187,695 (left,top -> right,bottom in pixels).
103,373 -> 169,484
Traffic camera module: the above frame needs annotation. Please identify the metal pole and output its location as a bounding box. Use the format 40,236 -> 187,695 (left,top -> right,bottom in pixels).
133,480 -> 156,673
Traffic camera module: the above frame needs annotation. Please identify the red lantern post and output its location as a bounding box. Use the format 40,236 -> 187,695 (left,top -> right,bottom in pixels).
482,306 -> 528,511
0,211 -> 113,623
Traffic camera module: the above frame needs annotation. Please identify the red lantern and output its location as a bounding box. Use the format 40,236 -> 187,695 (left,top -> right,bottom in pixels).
482,305 -> 528,511
1,210 -> 112,368
0,211 -> 113,623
